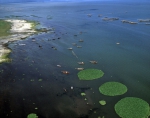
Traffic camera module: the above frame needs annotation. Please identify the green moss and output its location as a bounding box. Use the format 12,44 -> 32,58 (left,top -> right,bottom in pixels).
99,82 -> 127,96
78,69 -> 104,80
0,20 -> 11,37
99,100 -> 106,105
27,113 -> 38,118
115,97 -> 150,118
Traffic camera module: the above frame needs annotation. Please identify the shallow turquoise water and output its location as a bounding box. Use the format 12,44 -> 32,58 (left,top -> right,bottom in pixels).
0,1 -> 150,118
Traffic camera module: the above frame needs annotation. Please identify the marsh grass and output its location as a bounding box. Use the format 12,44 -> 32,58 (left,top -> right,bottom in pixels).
0,20 -> 11,37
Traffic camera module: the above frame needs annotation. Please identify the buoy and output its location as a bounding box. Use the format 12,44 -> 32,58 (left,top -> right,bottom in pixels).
71,86 -> 73,89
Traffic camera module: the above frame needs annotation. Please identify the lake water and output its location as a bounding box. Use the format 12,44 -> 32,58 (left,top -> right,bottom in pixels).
0,1 -> 150,118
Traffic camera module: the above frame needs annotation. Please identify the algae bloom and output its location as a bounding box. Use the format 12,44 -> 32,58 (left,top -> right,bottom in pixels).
77,69 -> 104,80
99,82 -> 127,96
115,97 -> 150,118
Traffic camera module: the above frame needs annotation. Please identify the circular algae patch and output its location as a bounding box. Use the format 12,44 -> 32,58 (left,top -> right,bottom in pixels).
99,82 -> 127,96
115,97 -> 150,118
77,69 -> 104,80
27,113 -> 38,118
99,100 -> 106,105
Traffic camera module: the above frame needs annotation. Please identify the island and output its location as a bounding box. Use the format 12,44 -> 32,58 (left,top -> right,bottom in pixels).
0,19 -> 51,63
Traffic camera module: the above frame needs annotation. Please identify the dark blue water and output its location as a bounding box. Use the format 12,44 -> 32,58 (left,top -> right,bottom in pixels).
0,1 -> 150,118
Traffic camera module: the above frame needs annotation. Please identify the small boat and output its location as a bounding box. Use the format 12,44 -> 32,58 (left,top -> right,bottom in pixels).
87,14 -> 92,17
79,39 -> 84,42
98,14 -> 102,17
121,20 -> 130,23
61,71 -> 70,74
51,46 -> 57,50
67,48 -> 73,50
78,62 -> 84,65
72,43 -> 77,46
57,65 -> 61,67
89,61 -> 98,64
145,23 -> 150,25
77,46 -> 82,48
129,22 -> 138,24
75,68 -> 84,70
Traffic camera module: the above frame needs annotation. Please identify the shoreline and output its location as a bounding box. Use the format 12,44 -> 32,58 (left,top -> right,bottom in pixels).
0,19 -> 37,63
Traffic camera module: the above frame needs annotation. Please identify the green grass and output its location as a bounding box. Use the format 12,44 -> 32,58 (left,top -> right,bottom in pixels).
99,82 -> 127,96
0,20 -> 11,37
77,69 -> 104,80
115,97 -> 150,118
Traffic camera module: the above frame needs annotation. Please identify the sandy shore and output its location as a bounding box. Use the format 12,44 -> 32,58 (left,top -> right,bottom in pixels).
0,19 -> 37,63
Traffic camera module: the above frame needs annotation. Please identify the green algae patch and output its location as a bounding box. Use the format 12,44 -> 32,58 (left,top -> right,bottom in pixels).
81,92 -> 86,96
99,82 -> 127,96
115,97 -> 150,118
78,69 -> 104,80
0,20 -> 11,37
99,100 -> 106,105
27,113 -> 38,118
38,79 -> 42,81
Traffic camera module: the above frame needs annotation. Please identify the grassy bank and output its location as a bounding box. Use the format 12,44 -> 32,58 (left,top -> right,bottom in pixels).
0,20 -> 11,37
